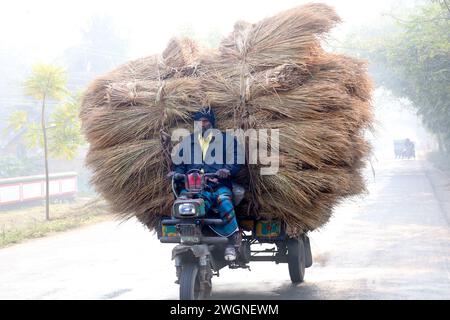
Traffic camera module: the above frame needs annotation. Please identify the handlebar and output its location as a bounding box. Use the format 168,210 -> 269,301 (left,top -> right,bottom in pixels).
172,172 -> 218,181
170,170 -> 219,197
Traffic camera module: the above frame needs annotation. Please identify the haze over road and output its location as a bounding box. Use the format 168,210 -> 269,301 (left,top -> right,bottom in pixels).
1,159 -> 449,299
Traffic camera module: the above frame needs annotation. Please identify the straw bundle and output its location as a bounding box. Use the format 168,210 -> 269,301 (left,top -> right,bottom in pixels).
80,3 -> 373,235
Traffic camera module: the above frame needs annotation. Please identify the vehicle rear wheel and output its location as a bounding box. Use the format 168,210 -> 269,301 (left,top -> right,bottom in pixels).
287,237 -> 306,284
179,262 -> 211,300
303,234 -> 313,268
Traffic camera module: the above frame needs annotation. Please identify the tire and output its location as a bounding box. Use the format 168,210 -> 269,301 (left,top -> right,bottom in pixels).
179,262 -> 211,300
303,234 -> 313,268
179,263 -> 200,300
287,238 -> 306,284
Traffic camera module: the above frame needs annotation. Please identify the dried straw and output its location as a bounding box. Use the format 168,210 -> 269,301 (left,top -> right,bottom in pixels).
80,3 -> 374,235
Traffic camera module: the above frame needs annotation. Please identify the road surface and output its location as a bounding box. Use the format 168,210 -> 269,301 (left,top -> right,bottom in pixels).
1,159 -> 449,299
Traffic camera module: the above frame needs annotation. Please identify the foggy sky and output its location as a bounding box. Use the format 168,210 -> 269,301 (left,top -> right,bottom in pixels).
0,0 -> 435,168
0,0 -> 422,61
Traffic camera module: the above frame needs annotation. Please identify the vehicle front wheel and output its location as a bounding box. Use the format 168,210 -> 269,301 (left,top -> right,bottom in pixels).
179,262 -> 211,300
287,237 -> 306,284
180,262 -> 201,300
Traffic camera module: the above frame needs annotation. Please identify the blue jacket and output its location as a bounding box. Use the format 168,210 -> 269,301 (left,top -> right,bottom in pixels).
172,132 -> 243,189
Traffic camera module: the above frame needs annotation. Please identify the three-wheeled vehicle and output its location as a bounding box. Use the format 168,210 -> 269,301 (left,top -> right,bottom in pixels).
394,139 -> 416,159
157,169 -> 313,300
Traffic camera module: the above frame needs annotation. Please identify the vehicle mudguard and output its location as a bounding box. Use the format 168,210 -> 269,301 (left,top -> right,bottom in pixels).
172,244 -> 210,261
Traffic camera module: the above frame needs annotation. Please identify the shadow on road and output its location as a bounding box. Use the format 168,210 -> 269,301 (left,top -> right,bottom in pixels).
210,281 -> 328,300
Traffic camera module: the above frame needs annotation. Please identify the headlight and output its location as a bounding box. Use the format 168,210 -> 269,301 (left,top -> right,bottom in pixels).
178,203 -> 196,215
172,199 -> 205,218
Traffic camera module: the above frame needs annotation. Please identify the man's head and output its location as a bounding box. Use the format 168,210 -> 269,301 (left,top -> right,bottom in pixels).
193,107 -> 215,132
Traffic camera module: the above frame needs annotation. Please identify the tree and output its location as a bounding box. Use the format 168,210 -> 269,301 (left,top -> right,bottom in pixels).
21,64 -> 68,220
0,155 -> 44,178
63,14 -> 129,90
47,94 -> 84,160
342,2 -> 450,153
7,92 -> 85,191
432,0 -> 450,13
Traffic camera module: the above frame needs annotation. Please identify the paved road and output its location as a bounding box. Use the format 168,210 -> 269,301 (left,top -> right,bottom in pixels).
1,159 -> 449,299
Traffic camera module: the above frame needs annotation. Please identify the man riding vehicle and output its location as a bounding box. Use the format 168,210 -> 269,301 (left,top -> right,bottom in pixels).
167,107 -> 243,261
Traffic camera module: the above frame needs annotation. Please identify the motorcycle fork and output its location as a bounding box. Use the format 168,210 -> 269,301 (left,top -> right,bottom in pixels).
174,255 -> 212,287
198,255 -> 212,290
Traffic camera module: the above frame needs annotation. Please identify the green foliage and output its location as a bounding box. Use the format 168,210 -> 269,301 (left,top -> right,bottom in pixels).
6,110 -> 28,133
24,64 -> 68,101
48,95 -> 85,160
23,122 -> 43,149
4,108 -> 42,150
6,64 -> 84,160
343,2 -> 450,152
0,155 -> 43,178
432,0 -> 450,13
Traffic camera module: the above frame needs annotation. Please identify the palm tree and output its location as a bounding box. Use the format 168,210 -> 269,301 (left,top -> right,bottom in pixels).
24,64 -> 68,220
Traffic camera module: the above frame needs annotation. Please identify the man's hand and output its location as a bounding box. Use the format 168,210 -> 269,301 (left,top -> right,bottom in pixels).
167,171 -> 184,180
206,177 -> 219,184
216,168 -> 231,179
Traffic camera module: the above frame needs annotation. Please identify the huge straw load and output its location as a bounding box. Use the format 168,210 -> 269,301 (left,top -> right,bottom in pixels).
80,3 -> 373,236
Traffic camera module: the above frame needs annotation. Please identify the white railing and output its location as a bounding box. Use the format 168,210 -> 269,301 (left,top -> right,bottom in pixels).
0,172 -> 78,206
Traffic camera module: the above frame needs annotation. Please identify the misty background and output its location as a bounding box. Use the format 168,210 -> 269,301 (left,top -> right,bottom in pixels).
0,0 -> 445,196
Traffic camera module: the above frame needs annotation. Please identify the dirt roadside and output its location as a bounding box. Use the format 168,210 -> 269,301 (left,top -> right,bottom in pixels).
423,160 -> 450,225
0,197 -> 113,248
